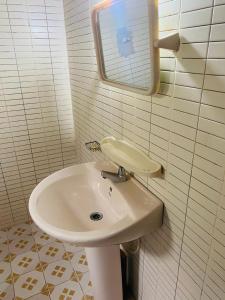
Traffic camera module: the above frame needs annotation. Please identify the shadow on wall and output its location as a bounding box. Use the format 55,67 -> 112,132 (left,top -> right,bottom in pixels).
145,205 -> 173,254
130,209 -> 174,298
158,37 -> 206,96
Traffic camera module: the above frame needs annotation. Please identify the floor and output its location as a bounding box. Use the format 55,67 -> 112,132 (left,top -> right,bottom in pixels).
0,222 -> 94,300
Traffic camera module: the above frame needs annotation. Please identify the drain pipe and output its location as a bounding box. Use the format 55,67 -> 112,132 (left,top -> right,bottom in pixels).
120,239 -> 141,300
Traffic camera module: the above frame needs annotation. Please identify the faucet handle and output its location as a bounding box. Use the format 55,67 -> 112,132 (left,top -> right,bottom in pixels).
118,166 -> 126,177
118,166 -> 129,181
101,166 -> 129,183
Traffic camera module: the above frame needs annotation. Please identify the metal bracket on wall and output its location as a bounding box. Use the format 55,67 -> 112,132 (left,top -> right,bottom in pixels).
85,141 -> 101,152
154,32 -> 180,52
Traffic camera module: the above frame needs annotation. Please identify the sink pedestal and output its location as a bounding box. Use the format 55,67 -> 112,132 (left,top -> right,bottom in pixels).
85,245 -> 123,300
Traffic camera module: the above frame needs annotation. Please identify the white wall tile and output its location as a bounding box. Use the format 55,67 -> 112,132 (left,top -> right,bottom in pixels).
204,75 -> 225,92
212,4 -> 225,23
174,85 -> 202,102
179,43 -> 208,58
0,0 -> 76,227
206,59 -> 225,75
210,23 -> 225,41
200,104 -> 225,124
176,58 -> 206,74
208,41 -> 225,58
175,72 -> 204,88
202,90 -> 225,108
180,8 -> 212,28
215,0 -> 225,4
181,0 -> 213,12
180,26 -> 210,43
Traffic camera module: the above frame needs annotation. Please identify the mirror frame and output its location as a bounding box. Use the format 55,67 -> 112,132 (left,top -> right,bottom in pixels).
91,0 -> 160,95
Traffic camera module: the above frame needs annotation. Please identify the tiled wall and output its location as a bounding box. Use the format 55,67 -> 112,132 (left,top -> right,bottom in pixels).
64,0 -> 225,299
0,0 -> 76,228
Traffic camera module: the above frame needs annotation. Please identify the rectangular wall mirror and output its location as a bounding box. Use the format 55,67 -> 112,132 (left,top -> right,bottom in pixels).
92,0 -> 160,95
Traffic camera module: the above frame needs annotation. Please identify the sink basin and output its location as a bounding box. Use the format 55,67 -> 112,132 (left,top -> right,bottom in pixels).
29,160 -> 163,300
29,161 -> 163,247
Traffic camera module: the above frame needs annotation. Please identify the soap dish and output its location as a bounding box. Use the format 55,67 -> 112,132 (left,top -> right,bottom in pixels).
100,137 -> 162,177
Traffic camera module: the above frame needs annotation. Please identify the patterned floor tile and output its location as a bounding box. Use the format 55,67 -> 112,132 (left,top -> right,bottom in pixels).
62,251 -> 74,262
50,280 -> 83,300
71,251 -> 89,273
0,232 -> 8,245
14,270 -> 46,299
82,296 -> 94,300
27,294 -> 50,300
0,222 -> 93,300
63,243 -> 83,255
33,232 -> 56,247
0,245 -> 9,262
11,251 -> 40,275
9,236 -> 35,256
3,254 -> 16,264
0,262 -> 11,284
70,271 -> 84,284
79,272 -> 93,298
0,282 -> 14,300
5,272 -> 20,285
44,260 -> 74,286
7,224 -> 32,240
38,242 -> 65,264
30,223 -> 42,235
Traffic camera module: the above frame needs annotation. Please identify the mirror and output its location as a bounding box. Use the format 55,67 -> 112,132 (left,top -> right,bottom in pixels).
92,0 -> 180,95
92,0 -> 160,95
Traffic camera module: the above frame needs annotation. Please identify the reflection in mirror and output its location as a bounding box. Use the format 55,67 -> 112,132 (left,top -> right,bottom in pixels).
92,0 -> 160,95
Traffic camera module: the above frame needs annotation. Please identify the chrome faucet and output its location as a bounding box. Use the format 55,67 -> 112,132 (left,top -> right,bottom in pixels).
101,166 -> 129,183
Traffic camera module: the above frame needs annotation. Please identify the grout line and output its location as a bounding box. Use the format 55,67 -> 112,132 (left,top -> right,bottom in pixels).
43,0 -> 65,170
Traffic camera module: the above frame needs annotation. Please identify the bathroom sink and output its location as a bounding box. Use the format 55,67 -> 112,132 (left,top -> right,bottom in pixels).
29,161 -> 163,247
29,161 -> 163,300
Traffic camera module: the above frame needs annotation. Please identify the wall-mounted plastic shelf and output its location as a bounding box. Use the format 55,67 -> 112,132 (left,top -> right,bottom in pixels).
100,137 -> 162,177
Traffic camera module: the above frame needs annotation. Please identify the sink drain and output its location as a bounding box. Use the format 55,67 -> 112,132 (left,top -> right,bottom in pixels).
90,212 -> 103,221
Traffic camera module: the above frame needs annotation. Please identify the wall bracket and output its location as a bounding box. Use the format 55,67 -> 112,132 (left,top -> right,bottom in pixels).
154,32 -> 180,52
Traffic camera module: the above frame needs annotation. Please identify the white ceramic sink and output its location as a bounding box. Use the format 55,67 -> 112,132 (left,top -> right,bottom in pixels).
29,161 -> 163,247
29,160 -> 163,300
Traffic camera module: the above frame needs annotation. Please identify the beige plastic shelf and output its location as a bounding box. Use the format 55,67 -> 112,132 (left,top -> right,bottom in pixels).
100,137 -> 162,177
